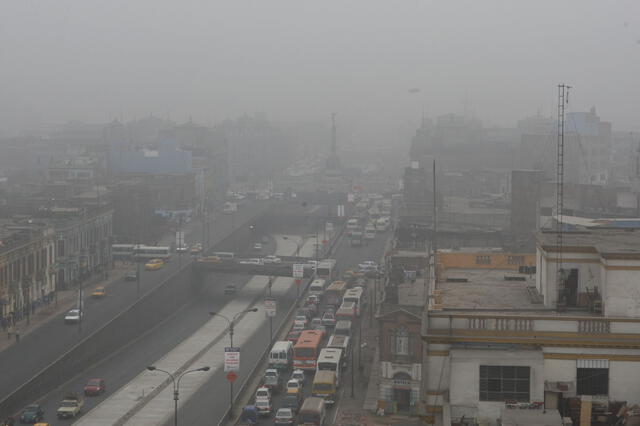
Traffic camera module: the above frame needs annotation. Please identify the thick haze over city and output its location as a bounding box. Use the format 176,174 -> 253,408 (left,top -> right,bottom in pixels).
5,2 -> 640,425
2,0 -> 640,138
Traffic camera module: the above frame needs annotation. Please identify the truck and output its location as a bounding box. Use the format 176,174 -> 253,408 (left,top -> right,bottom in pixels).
57,392 -> 83,419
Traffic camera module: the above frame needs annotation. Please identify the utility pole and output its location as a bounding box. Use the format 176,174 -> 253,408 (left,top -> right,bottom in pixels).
556,84 -> 570,307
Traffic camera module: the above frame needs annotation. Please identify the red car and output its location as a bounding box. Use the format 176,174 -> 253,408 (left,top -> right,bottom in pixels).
84,378 -> 106,396
286,329 -> 302,343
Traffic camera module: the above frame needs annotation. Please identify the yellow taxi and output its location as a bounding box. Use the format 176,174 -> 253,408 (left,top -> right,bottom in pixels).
145,259 -> 164,271
91,286 -> 106,298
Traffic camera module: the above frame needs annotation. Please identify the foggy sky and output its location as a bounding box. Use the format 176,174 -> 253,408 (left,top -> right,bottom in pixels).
2,0 -> 640,135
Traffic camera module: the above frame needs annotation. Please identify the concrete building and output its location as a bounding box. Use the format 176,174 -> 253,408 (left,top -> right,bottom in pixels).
376,250 -> 428,414
170,121 -> 229,206
218,114 -> 292,188
44,207 -> 113,290
422,236 -> 640,426
0,219 -> 56,321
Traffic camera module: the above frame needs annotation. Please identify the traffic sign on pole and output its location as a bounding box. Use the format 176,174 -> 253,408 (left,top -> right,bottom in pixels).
292,264 -> 304,278
295,278 -> 302,287
264,297 -> 276,317
224,347 -> 240,372
226,371 -> 238,382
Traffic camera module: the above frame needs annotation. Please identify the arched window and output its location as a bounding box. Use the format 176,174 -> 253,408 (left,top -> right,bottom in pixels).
392,326 -> 410,355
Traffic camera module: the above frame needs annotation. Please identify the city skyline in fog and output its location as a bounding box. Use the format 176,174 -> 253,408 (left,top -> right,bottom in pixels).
2,0 -> 640,136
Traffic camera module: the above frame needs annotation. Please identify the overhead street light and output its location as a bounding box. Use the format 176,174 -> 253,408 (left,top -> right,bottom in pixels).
146,365 -> 210,426
209,307 -> 259,419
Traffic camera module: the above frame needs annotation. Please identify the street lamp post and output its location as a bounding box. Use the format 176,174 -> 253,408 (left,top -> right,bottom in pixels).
136,257 -> 141,299
146,365 -> 210,426
209,308 -> 258,419
268,277 -> 273,343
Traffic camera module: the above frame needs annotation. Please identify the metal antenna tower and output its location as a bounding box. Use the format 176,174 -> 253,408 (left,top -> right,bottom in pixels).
556,84 -> 570,307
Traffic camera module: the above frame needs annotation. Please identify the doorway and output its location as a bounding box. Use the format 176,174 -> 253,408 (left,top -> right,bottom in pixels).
392,372 -> 412,412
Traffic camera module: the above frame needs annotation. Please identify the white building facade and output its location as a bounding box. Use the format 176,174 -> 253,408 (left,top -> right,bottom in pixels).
422,232 -> 640,426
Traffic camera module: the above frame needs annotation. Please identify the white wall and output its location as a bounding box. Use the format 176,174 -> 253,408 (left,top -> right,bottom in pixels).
603,268 -> 640,318
449,349 -> 544,424
544,359 -> 577,397
610,361 -> 640,403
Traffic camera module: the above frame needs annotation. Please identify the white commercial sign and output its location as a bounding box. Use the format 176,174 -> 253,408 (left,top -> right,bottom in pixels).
292,263 -> 305,279
224,347 -> 240,372
264,297 -> 277,317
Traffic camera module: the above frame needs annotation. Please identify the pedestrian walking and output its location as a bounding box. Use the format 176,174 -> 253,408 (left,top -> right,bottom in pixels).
14,328 -> 20,343
7,325 -> 13,340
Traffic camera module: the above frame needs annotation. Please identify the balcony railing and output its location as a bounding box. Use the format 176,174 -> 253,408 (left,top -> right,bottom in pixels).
578,320 -> 610,334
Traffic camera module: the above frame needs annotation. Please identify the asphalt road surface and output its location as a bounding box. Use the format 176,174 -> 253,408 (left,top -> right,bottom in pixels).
174,229 -> 390,426
30,272 -> 258,426
25,234 -> 280,426
0,201 -> 269,406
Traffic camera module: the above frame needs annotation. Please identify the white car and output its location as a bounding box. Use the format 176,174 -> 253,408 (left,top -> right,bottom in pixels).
175,245 -> 188,253
240,258 -> 263,265
255,386 -> 271,402
64,309 -> 82,324
263,255 -> 282,264
290,369 -> 305,386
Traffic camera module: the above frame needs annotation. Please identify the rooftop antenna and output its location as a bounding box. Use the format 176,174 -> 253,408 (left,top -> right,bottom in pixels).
556,84 -> 570,308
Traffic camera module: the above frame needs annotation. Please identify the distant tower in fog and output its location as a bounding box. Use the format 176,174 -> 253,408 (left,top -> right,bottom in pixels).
326,113 -> 341,170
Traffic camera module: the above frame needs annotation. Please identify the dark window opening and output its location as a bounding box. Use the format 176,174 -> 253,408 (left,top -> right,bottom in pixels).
577,368 -> 608,396
560,268 -> 578,307
480,365 -> 530,402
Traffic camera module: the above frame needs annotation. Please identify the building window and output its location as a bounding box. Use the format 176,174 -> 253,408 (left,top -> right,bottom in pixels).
476,255 -> 491,265
479,366 -> 530,402
577,368 -> 608,396
507,255 -> 524,265
57,240 -> 65,258
392,326 -> 410,356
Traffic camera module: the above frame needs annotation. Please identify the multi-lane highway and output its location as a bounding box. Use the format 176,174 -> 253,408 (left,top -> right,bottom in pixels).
0,201 -> 270,413
175,228 -> 390,425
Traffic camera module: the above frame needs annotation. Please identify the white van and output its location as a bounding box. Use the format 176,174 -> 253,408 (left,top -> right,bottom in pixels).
309,279 -> 326,297
269,340 -> 293,370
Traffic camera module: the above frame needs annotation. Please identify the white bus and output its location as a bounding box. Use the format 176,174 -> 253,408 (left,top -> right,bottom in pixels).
327,334 -> 350,369
134,245 -> 172,261
269,341 -> 293,370
316,347 -> 343,387
112,244 -> 136,260
343,287 -> 364,316
316,260 -> 336,279
309,279 -> 327,297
